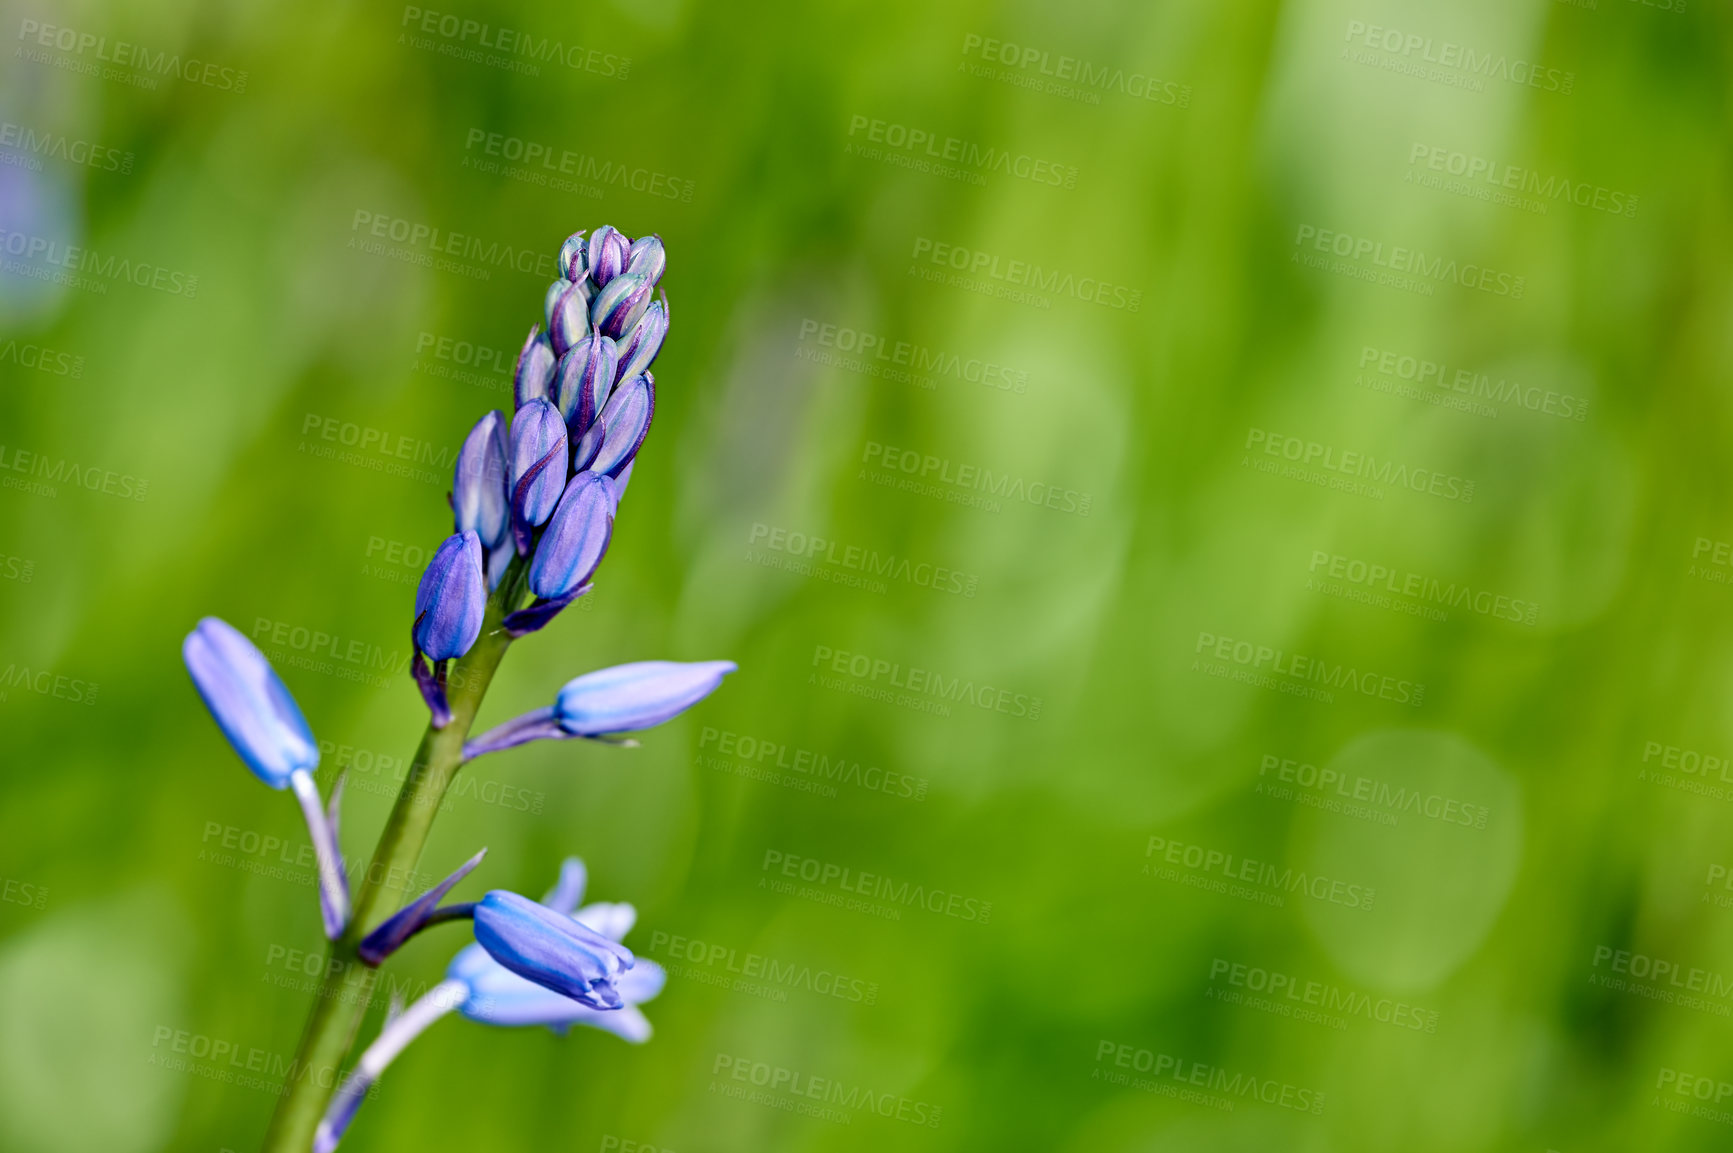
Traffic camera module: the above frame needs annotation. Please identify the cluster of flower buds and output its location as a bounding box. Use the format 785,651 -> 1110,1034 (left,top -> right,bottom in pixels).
410,226 -> 669,727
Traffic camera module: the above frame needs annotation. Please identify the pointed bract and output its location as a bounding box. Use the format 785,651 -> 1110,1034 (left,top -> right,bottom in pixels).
453,411 -> 509,547
413,532 -> 486,661
359,848 -> 487,965
183,618 -> 319,789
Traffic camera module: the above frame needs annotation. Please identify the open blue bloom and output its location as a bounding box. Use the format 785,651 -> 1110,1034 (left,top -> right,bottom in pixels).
591,272 -> 653,340
473,889 -> 634,1008
411,532 -> 485,727
314,858 -> 660,1153
508,398 -> 569,553
587,224 -> 629,286
614,294 -> 667,384
453,411 -> 509,549
626,234 -> 665,286
463,659 -> 735,759
182,618 -> 350,938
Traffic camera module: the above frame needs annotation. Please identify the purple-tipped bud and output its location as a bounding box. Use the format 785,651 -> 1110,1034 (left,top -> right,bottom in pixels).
513,326 -> 556,410
544,279 -> 572,330
508,399 -> 569,538
557,231 -> 587,281
552,330 -> 618,437
529,473 -> 616,600
590,273 -> 653,340
473,890 -> 634,1009
182,617 -> 318,789
413,532 -> 486,661
549,283 -> 592,357
453,411 -> 509,548
625,234 -> 665,286
557,660 -> 737,735
614,295 -> 667,384
587,225 -> 629,287
589,374 -> 654,477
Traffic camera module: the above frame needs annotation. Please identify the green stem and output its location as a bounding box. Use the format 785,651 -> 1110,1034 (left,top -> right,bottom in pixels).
260,568 -> 527,1153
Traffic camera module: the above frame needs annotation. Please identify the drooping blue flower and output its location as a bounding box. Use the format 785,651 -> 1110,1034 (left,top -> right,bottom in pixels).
591,272 -> 653,340
614,294 -> 668,384
452,411 -> 509,549
472,889 -> 634,1008
587,224 -> 629,287
508,398 -> 569,552
462,659 -> 736,759
626,234 -> 665,286
588,373 -> 655,478
412,531 -> 486,662
514,326 -> 557,410
182,618 -> 350,938
552,330 -> 619,437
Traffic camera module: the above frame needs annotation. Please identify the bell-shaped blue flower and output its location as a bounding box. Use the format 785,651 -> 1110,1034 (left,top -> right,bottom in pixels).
462,659 -> 736,759
626,234 -> 665,286
513,326 -> 556,410
587,224 -> 629,287
589,374 -> 654,478
182,618 -> 350,938
552,330 -> 618,437
183,617 -> 318,790
590,272 -> 653,340
473,889 -> 634,1009
614,294 -> 667,384
508,398 -> 568,553
557,230 -> 587,281
452,411 -> 509,549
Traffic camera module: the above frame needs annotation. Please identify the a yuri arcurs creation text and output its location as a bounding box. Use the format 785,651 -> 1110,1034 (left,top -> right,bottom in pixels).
181,226 -> 734,1152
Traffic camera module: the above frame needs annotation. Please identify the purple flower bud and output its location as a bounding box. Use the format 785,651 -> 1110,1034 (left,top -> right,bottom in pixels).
626,234 -> 665,286
473,890 -> 634,1009
413,532 -> 486,661
549,283 -> 591,357
182,617 -> 318,789
556,661 -> 737,735
508,399 -> 569,545
590,273 -> 653,340
587,224 -> 629,287
570,420 -> 605,473
529,472 -> 616,600
557,231 -> 587,281
552,330 -> 618,437
613,294 -> 667,384
589,374 -> 654,478
453,411 -> 509,548
513,326 -> 556,410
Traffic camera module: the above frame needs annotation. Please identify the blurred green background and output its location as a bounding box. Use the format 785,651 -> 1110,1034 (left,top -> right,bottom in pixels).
1,0 -> 1729,1149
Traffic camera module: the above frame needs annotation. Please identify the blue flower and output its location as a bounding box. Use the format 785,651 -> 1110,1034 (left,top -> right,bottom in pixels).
472,889 -> 633,1008
412,532 -> 486,662
614,294 -> 668,384
557,230 -> 587,281
588,374 -> 655,477
552,329 -> 619,438
513,325 -> 556,410
462,659 -> 735,759
626,233 -> 665,286
591,272 -> 653,340
508,398 -> 569,552
586,224 -> 629,287
528,472 -> 616,601
452,411 -> 509,549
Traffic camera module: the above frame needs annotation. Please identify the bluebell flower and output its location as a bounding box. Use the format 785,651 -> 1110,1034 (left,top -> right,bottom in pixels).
503,472 -> 617,637
543,278 -> 573,331
587,224 -> 629,287
313,859 -> 661,1153
588,374 -> 655,478
182,618 -> 350,937
549,281 -> 593,357
452,411 -> 509,550
614,294 -> 668,384
508,398 -> 569,553
625,234 -> 665,286
591,272 -> 653,340
557,230 -> 587,281
411,531 -> 486,727
463,659 -> 735,759
472,889 -> 634,1008
552,329 -> 619,438
513,325 -> 556,410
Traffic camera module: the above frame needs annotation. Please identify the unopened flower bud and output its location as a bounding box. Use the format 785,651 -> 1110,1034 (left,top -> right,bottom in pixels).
413,532 -> 486,661
626,234 -> 665,286
557,231 -> 587,281
590,273 -> 653,340
549,283 -> 591,357
614,295 -> 667,383
588,374 -> 654,477
552,330 -> 618,437
529,472 -> 616,600
513,326 -> 556,409
508,399 -> 569,549
453,411 -> 509,548
587,225 -> 629,287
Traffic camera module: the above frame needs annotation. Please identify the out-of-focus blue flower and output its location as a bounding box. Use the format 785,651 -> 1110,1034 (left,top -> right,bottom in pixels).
626,234 -> 665,286
412,532 -> 486,662
453,411 -> 509,549
462,659 -> 736,759
513,326 -> 556,410
589,374 -> 655,477
614,295 -> 667,384
528,472 -> 615,600
553,330 -> 619,436
182,618 -> 350,937
183,617 -> 318,789
591,272 -> 653,340
473,889 -> 634,1009
587,224 -> 629,286
508,398 -> 569,551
